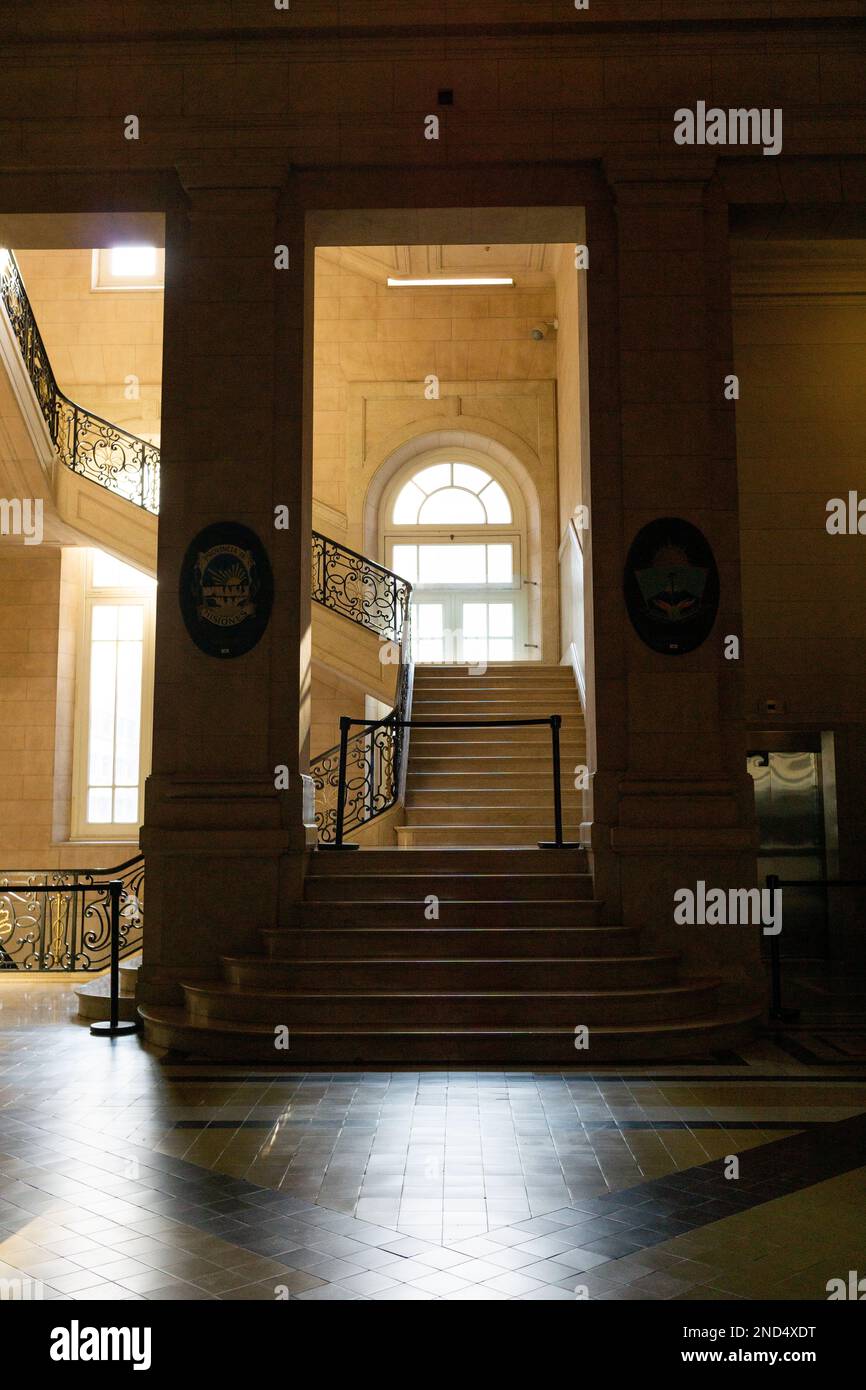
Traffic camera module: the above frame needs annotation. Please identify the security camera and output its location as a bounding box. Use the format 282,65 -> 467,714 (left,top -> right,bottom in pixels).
530,319 -> 558,340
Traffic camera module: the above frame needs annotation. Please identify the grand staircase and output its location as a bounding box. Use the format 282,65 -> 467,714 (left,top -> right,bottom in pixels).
141,660 -> 760,1061
1,249 -> 761,1059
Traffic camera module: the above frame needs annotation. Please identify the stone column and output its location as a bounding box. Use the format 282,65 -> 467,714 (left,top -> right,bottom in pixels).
587,159 -> 760,991
138,160 -> 312,1005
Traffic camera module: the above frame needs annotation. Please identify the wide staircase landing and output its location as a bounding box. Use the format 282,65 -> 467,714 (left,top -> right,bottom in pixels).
140,846 -> 760,1063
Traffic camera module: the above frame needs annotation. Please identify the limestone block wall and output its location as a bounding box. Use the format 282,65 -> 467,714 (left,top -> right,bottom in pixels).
0,546 -> 137,870
733,241 -> 866,927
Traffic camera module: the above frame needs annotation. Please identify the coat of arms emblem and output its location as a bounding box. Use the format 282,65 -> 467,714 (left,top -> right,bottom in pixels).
179,522 -> 274,658
194,544 -> 257,628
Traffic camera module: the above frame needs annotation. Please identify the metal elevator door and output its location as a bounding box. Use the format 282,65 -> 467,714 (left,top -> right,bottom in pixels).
747,751 -> 829,960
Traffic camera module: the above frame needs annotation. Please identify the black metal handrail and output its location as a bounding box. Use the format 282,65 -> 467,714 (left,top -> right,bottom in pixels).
0,248 -> 160,511
311,529 -> 411,642
0,853 -> 144,973
321,713 -> 581,852
765,872 -> 866,1023
310,584 -> 414,844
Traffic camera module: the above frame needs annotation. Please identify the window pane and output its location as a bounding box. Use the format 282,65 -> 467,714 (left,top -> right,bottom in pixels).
489,605 -> 514,637
88,788 -> 112,823
412,463 -> 452,494
114,640 -> 143,785
416,603 -> 444,638
91,604 -> 118,640
88,639 -> 117,784
393,480 -> 425,524
480,480 -> 511,523
463,637 -> 486,664
391,545 -> 418,584
91,550 -> 150,589
113,786 -> 139,824
489,638 -> 514,661
111,245 -> 156,277
117,605 -> 144,640
461,603 -> 487,638
453,463 -> 492,493
418,488 -> 486,525
486,544 -> 513,583
418,545 -> 485,585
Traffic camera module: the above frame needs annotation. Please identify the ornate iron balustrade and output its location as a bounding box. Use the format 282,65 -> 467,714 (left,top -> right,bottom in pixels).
0,249 -> 160,512
0,854 -> 144,972
312,530 -> 411,642
311,582 -> 413,844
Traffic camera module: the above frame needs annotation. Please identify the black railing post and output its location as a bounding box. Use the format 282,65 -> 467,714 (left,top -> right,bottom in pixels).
539,714 -> 580,850
319,716 -> 361,851
765,873 -> 799,1025
90,880 -> 138,1037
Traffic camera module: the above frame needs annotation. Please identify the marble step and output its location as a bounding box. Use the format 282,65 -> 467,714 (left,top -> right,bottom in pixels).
395,826 -> 579,847
279,899 -> 607,928
307,846 -> 586,874
139,1004 -> 763,1064
223,954 -> 681,992
264,922 -> 637,956
181,979 -> 722,1027
304,872 -> 595,902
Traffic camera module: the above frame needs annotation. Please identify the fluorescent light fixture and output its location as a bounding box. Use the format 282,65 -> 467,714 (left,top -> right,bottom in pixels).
387,276 -> 514,288
110,245 -> 157,277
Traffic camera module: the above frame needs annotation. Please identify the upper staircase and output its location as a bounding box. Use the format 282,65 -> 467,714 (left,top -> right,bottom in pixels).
399,664 -> 585,848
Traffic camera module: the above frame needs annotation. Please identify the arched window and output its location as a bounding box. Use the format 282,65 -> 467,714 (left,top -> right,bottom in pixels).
382,455 -> 526,664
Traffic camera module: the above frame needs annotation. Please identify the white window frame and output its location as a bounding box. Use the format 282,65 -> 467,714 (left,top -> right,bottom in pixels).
71,552 -> 155,840
381,449 -> 529,663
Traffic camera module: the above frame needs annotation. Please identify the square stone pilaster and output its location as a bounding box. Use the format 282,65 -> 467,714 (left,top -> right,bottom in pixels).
138,160 -> 313,1006
586,158 -> 761,993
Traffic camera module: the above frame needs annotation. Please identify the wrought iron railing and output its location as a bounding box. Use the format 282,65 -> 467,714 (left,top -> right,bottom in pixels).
0,248 -> 159,512
311,577 -> 413,844
311,530 -> 411,642
0,854 -> 144,972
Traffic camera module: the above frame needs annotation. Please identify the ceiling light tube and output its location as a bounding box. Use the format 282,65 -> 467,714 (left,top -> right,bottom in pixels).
387,276 -> 514,288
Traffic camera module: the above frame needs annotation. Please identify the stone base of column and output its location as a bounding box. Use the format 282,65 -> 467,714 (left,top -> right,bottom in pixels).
137,775 -> 315,1007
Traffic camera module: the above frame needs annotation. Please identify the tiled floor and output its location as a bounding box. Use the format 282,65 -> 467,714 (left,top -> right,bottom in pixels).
1,973 -> 865,1301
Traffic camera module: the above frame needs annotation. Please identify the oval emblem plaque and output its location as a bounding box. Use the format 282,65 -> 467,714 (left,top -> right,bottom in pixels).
179,521 -> 273,659
623,517 -> 720,656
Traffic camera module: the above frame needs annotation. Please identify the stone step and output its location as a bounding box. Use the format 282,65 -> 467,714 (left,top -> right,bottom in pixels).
403,805 -> 580,826
223,954 -> 680,992
74,958 -> 140,1023
407,772 -> 583,793
307,846 -> 586,874
181,978 -> 722,1027
406,789 -> 582,808
264,922 -> 636,956
280,899 -> 607,928
409,728 -> 585,746
304,872 -> 595,901
395,826 -> 579,848
138,1003 -> 763,1064
408,754 -> 586,774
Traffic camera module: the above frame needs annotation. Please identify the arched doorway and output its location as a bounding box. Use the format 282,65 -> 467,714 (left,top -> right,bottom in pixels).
380,450 -> 528,664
